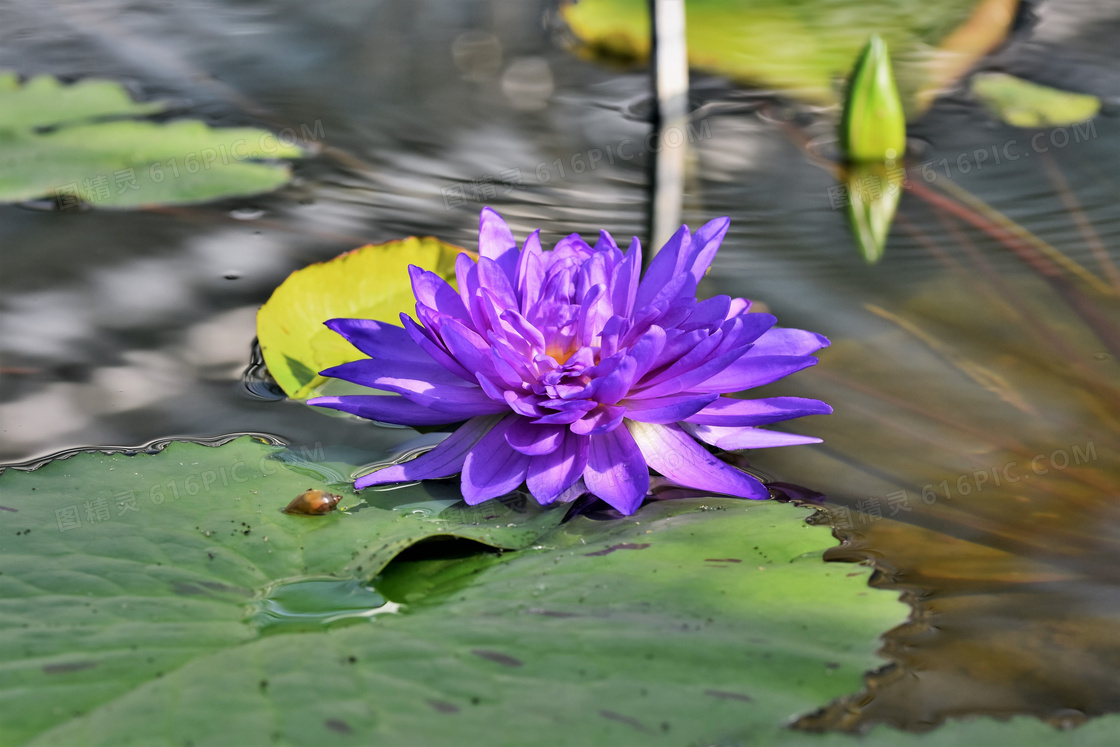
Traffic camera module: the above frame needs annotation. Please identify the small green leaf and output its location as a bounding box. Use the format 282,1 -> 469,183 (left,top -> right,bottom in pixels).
256,238 -> 467,400
971,72 -> 1101,128
841,34 -> 907,163
0,73 -> 302,207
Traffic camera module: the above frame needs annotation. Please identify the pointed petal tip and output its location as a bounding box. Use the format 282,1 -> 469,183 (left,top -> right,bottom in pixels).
731,474 -> 772,501
354,467 -> 403,490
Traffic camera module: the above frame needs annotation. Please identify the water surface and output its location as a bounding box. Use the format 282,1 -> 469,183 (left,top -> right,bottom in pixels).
1,0 -> 1118,732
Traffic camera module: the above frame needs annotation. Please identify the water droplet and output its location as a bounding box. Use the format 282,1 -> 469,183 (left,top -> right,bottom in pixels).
252,579 -> 399,635
230,207 -> 265,221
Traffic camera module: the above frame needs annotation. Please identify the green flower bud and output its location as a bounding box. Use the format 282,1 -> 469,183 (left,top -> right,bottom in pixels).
841,34 -> 906,163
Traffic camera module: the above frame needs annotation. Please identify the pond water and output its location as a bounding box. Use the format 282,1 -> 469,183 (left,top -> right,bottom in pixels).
1,0 -> 1118,735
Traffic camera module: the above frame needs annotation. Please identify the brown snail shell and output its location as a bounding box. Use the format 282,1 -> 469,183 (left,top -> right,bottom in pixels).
283,489 -> 343,515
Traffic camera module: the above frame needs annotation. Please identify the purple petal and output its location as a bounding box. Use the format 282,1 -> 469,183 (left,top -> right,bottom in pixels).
620,393 -> 717,424
526,432 -> 589,504
683,423 -> 823,450
610,238 -> 642,317
455,252 -> 481,315
408,266 -> 470,322
594,229 -> 620,254
438,318 -> 500,379
628,324 -> 668,381
635,329 -> 723,389
503,389 -> 548,418
686,216 -> 730,284
583,426 -> 650,515
727,298 -> 752,318
626,421 -> 769,500
498,309 -> 546,350
308,394 -> 498,425
515,230 -> 545,307
477,256 -> 519,310
686,396 -> 833,426
679,296 -> 732,330
634,225 -> 690,310
588,354 -> 638,405
400,314 -> 474,381
690,355 -> 819,393
550,234 -> 596,264
644,270 -> 694,311
319,358 -> 468,390
745,327 -> 830,356
532,399 -> 597,425
578,283 -> 612,346
479,207 -> 519,283
506,419 -> 565,455
462,415 -> 530,504
323,319 -> 431,362
355,415 -> 501,489
570,404 -> 626,435
321,358 -> 501,412
629,341 -> 755,400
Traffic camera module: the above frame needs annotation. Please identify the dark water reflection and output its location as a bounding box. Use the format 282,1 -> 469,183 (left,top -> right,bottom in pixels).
1,0 -> 1118,733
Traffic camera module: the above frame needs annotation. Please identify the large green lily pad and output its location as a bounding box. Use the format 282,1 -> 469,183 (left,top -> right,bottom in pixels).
0,436 -> 910,745
0,437 -> 567,746
4,436 -> 1117,744
0,72 -> 302,207
255,238 -> 465,400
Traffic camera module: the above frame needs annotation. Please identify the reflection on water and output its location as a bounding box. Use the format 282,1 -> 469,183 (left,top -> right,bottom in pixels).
0,0 -> 1118,733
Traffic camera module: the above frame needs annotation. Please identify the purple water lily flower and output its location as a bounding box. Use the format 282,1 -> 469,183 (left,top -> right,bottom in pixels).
309,209 -> 830,515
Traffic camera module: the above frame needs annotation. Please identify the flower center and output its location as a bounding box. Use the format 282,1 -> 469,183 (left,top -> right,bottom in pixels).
546,342 -> 577,365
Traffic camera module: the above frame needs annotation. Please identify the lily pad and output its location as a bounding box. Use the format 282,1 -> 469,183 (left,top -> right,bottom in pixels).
0,435 -> 911,745
971,72 -> 1101,128
560,0 -> 1005,113
0,436 -> 570,746
256,238 -> 465,400
0,72 -> 302,208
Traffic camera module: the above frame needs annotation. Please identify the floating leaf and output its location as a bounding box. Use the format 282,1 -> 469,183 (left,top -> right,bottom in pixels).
256,238 -> 466,400
0,437 -> 908,745
0,73 -> 302,208
971,72 -> 1102,128
0,437 -> 568,745
560,0 -> 997,112
841,35 -> 906,163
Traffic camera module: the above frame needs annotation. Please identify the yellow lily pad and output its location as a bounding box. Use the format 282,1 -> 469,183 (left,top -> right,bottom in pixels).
256,237 -> 466,400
